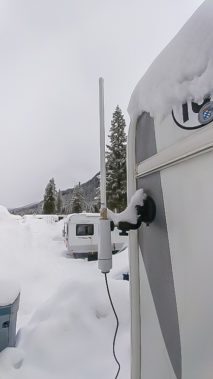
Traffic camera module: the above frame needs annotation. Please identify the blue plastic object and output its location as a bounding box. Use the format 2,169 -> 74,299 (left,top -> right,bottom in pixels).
0,294 -> 20,352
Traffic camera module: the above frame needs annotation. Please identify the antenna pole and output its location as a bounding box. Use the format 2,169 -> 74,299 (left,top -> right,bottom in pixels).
99,77 -> 106,209
98,77 -> 112,274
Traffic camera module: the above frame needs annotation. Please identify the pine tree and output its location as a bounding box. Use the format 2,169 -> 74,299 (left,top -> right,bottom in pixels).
93,185 -> 101,212
56,189 -> 63,214
106,106 -> 127,212
70,183 -> 85,213
43,178 -> 57,214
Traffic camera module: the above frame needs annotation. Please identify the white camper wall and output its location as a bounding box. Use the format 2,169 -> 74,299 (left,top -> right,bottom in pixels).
133,111 -> 213,379
139,251 -> 176,379
160,150 -> 213,378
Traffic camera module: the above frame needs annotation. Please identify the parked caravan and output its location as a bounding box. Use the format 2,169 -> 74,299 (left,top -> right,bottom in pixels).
63,213 -> 127,259
127,2 -> 213,379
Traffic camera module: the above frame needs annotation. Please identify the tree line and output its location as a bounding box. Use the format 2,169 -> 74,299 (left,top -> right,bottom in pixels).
42,105 -> 127,214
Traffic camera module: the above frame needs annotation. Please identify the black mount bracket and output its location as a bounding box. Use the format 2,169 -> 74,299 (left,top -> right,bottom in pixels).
117,196 -> 156,236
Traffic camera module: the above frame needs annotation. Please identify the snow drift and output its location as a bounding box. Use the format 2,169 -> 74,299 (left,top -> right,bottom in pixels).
0,211 -> 130,379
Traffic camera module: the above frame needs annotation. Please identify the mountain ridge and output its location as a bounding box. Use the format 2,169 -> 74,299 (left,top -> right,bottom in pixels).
11,173 -> 100,215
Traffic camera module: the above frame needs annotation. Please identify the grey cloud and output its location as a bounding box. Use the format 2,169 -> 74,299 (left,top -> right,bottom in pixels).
0,0 -> 203,207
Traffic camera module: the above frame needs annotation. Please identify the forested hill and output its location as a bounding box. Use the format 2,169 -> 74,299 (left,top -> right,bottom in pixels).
11,173 -> 100,215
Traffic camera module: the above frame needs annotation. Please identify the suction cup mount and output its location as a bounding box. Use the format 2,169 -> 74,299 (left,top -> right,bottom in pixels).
117,196 -> 156,236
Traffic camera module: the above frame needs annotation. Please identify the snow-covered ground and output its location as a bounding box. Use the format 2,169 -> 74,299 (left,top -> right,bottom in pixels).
0,207 -> 130,379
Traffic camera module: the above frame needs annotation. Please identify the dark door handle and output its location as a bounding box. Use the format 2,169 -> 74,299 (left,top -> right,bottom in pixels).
2,321 -> 10,328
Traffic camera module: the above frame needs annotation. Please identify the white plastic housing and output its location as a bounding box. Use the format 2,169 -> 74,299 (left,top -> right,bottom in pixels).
98,219 -> 112,273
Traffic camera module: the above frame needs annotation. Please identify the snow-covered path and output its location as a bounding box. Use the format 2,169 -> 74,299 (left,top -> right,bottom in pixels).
0,209 -> 130,379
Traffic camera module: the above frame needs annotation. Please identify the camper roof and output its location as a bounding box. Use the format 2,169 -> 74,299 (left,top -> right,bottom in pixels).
67,213 -> 100,222
128,0 -> 213,123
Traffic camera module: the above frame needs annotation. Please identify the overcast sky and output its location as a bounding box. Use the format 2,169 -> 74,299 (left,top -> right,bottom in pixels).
0,0 -> 203,208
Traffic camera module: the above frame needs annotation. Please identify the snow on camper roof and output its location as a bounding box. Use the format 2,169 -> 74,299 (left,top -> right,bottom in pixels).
128,0 -> 213,123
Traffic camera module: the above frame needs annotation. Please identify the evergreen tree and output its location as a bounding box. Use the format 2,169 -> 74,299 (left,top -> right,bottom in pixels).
106,106 -> 127,212
43,178 -> 57,214
56,189 -> 63,214
93,185 -> 101,212
70,183 -> 85,213
85,201 -> 95,213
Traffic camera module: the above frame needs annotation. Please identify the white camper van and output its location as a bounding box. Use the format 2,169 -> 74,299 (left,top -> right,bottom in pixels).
63,213 -> 127,259
127,2 -> 213,379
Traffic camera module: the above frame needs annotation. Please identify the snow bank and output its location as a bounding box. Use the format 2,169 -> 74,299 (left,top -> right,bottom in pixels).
128,0 -> 213,122
110,248 -> 129,280
5,279 -> 129,379
0,216 -> 130,379
0,206 -> 18,222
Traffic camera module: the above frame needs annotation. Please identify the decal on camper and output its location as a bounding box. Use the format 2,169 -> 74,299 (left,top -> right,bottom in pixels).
172,96 -> 213,130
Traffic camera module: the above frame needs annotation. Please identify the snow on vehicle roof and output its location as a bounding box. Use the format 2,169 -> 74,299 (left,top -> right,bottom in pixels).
69,213 -> 99,218
128,0 -> 213,123
66,213 -> 100,222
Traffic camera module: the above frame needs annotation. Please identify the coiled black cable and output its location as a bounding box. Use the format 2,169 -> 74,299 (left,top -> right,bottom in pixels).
104,273 -> 121,378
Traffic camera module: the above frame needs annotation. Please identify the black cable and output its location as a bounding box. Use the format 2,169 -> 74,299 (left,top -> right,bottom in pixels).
104,273 -> 121,379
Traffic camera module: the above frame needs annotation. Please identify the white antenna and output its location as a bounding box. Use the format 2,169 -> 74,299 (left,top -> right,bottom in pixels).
98,77 -> 112,274
98,85 -> 120,379
99,77 -> 106,209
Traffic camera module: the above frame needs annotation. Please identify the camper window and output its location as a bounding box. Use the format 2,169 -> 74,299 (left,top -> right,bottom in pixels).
76,224 -> 94,236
